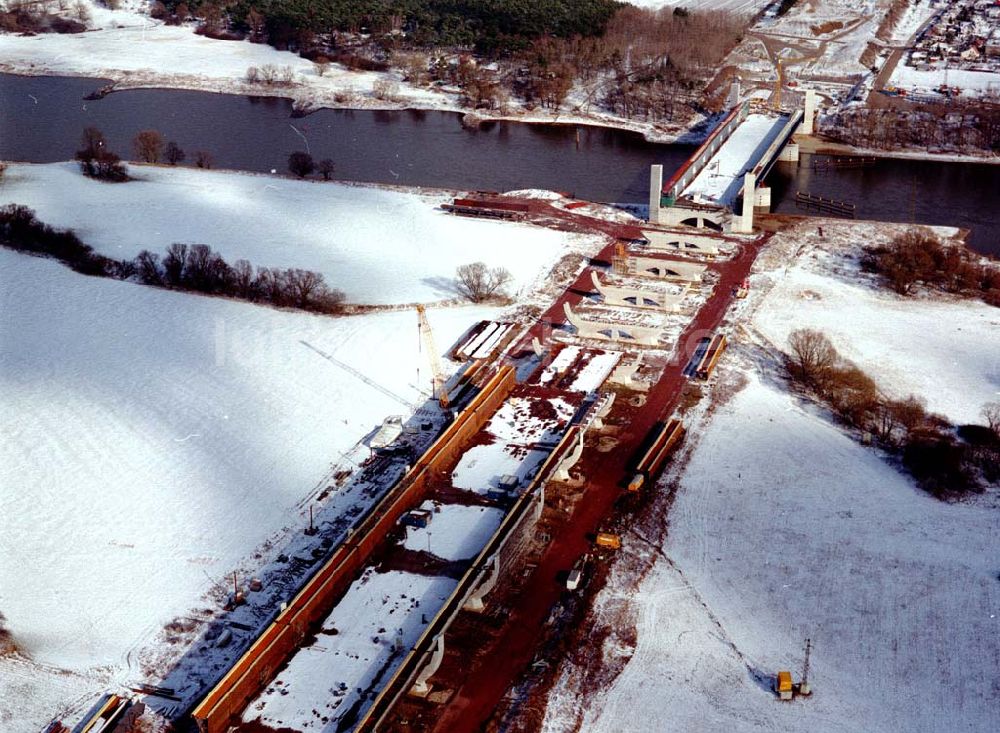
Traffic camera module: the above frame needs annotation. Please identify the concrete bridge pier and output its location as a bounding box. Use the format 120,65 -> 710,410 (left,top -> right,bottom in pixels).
463,554 -> 500,613
409,634 -> 446,698
802,89 -> 817,135
554,429 -> 585,481
735,172 -> 756,234
649,165 -> 664,224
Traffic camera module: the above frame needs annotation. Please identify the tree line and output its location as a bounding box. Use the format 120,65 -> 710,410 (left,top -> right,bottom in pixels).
74,127 -> 339,181
161,0 -> 622,53
861,228 -> 1000,307
820,106 -> 1000,156
0,204 -> 345,314
149,2 -> 747,124
786,327 -> 999,497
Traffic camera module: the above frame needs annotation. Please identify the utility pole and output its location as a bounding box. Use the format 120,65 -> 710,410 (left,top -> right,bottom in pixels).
800,638 -> 813,696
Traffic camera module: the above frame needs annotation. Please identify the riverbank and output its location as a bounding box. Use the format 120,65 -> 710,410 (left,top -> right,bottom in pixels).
0,14 -> 699,146
796,131 -> 1000,166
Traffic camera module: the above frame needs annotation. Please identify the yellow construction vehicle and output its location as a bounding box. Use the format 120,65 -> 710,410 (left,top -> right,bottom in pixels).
416,304 -> 450,410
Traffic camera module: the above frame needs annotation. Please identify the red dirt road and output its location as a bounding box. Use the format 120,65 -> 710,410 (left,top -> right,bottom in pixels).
429,204 -> 768,733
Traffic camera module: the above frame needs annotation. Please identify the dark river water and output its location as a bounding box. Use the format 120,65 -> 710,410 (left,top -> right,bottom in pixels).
1,73 -> 998,255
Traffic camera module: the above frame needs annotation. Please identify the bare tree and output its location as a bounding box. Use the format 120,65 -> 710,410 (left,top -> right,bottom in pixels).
288,151 -> 315,178
245,65 -> 261,84
372,79 -> 400,101
317,158 -> 335,180
259,63 -> 278,85
162,242 -> 188,286
195,150 -> 213,169
135,250 -> 163,285
984,402 -> 1000,437
164,141 -> 185,165
0,610 -> 15,655
787,328 -> 838,386
456,262 -> 513,302
314,58 -> 330,77
231,259 -> 256,298
284,268 -> 327,308
132,129 -> 164,163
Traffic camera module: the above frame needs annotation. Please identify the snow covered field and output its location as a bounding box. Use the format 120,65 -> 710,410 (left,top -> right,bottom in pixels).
891,64 -> 1000,100
543,371 -> 1000,733
0,163 -> 590,305
750,224 -> 1000,425
0,2 -> 447,111
0,249 -> 503,731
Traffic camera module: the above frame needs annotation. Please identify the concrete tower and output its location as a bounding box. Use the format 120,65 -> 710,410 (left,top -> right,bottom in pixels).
802,89 -> 818,135
649,164 -> 663,224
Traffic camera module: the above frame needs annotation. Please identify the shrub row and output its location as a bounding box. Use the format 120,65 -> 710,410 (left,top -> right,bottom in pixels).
862,228 -> 1000,306
786,328 -> 999,497
0,205 -> 344,315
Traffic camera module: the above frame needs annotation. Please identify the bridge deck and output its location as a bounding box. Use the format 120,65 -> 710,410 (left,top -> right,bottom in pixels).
681,113 -> 790,208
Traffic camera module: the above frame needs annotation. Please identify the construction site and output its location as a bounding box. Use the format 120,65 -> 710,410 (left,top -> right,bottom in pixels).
42,87 -> 834,733
40,78 -> 998,733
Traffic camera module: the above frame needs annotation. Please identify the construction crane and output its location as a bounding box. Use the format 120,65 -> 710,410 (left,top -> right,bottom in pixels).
416,305 -> 450,410
300,340 -> 416,410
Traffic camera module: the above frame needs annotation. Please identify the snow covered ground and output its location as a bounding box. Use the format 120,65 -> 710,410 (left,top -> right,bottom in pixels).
0,3 -> 447,111
451,395 -> 577,495
627,0 -> 762,12
243,568 -> 457,731
0,163 -> 591,305
750,224 -> 1000,425
890,64 -> 1000,100
543,371 -> 1000,733
0,248 -> 503,732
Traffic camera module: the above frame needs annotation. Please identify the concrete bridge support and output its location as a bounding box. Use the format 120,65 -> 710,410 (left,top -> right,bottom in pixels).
409,634 -> 445,698
649,165 -> 664,224
735,172 -> 756,234
554,429 -> 585,481
591,272 -> 686,312
640,229 -> 722,256
625,256 -> 707,283
463,554 -> 500,613
802,89 -> 817,135
563,303 -> 663,346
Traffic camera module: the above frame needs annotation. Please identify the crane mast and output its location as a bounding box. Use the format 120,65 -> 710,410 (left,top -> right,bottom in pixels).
416,305 -> 450,409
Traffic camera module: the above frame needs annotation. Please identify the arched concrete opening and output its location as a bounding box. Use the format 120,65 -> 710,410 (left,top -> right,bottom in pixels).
679,216 -> 724,232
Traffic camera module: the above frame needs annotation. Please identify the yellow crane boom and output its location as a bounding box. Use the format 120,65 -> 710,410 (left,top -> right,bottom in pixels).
416,305 -> 450,409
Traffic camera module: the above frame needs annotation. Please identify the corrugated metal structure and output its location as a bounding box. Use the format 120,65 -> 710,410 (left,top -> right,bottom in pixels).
190,366 -> 517,733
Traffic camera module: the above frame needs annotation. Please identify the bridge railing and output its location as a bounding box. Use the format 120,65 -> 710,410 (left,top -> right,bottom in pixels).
661,102 -> 749,206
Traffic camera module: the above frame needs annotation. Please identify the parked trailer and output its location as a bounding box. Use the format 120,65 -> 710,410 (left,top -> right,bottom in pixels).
694,333 -> 727,381
629,418 -> 686,491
